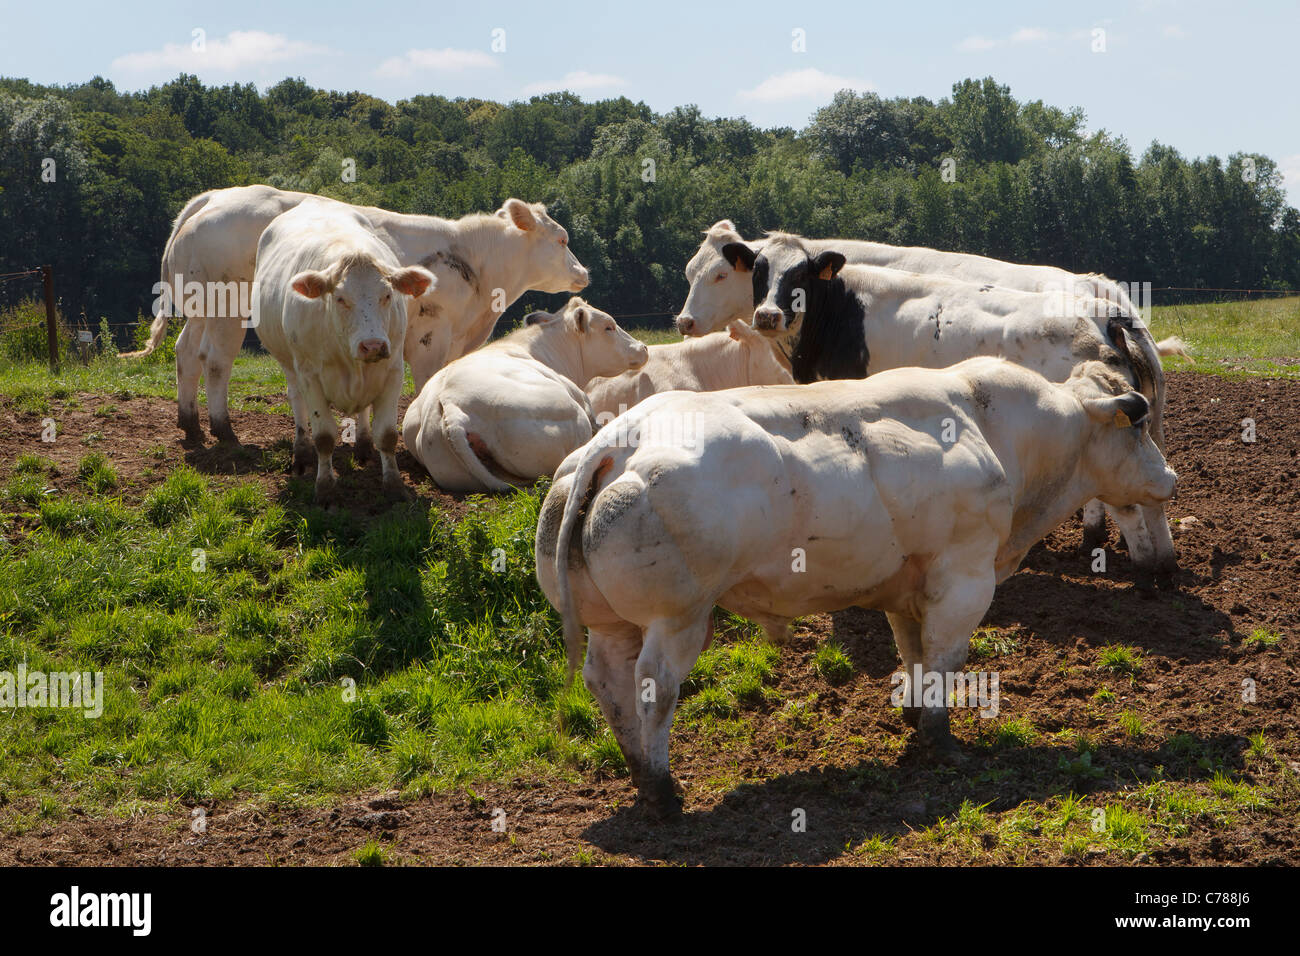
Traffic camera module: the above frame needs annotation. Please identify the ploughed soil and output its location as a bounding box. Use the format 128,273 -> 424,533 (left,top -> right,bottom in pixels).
0,372 -> 1297,866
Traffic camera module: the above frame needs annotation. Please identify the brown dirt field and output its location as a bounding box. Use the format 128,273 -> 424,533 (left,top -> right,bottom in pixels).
0,371 -> 1297,866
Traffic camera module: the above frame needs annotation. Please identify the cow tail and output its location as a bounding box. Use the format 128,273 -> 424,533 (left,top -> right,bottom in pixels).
440,401 -> 516,494
554,436 -> 618,684
123,190 -> 213,359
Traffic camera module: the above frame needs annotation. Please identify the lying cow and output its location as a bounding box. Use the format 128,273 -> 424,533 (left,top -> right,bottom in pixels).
678,221 -> 1175,572
586,319 -> 793,419
129,184 -> 588,449
403,298 -> 648,493
728,234 -> 1178,585
252,199 -> 435,503
536,357 -> 1177,817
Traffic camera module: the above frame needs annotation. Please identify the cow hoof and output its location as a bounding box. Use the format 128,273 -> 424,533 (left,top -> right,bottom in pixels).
1155,557 -> 1180,590
211,423 -> 239,445
637,777 -> 684,822
292,448 -> 315,477
923,734 -> 966,763
314,477 -> 339,507
901,705 -> 922,730
384,479 -> 414,503
1133,568 -> 1157,595
354,437 -> 374,465
178,412 -> 203,443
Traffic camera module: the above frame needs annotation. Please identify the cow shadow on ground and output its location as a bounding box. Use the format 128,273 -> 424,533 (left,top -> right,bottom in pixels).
580,731 -> 1251,866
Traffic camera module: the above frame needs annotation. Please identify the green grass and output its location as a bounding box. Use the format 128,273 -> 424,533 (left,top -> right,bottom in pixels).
1097,645 -> 1143,677
1244,628 -> 1281,647
1149,295 -> 1300,378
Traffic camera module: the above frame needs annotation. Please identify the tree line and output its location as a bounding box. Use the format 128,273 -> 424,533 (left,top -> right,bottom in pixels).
1,73 -> 1296,336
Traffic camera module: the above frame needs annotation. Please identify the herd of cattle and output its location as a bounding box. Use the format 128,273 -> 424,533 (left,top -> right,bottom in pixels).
130,184 -> 1189,818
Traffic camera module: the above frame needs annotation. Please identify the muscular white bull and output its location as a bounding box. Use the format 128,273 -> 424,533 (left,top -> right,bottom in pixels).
130,184 -> 588,448
251,200 -> 435,503
403,298 -> 647,493
677,221 -> 1175,572
536,357 -> 1177,817
732,234 -> 1179,585
586,319 -> 792,419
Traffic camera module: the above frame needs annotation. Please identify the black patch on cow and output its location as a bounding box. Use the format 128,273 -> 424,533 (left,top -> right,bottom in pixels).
419,331 -> 433,347
1106,311 -> 1156,402
753,244 -> 868,384
1115,391 -> 1151,428
971,382 -> 992,412
931,303 -> 943,340
420,248 -> 478,291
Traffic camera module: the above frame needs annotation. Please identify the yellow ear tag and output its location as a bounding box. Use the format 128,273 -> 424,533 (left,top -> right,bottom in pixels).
1114,409 -> 1132,428
817,264 -> 834,280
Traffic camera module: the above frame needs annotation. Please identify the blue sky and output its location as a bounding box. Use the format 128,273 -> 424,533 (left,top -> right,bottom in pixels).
3,0 -> 1297,205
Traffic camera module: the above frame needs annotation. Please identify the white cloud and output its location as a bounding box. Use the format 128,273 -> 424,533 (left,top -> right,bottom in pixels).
1010,27 -> 1053,44
1163,24 -> 1186,38
957,26 -> 1055,52
737,68 -> 872,103
111,30 -> 328,74
375,48 -> 498,78
521,71 -> 624,96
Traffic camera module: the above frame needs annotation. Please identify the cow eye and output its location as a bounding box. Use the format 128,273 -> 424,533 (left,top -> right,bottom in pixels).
714,272 -> 727,282
559,237 -> 568,247
336,296 -> 345,305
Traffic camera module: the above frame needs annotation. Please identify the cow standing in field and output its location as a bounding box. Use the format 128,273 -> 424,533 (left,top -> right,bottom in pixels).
403,298 -> 648,493
586,319 -> 793,419
130,184 -> 589,450
536,357 -> 1177,817
675,220 -> 1177,574
726,233 -> 1179,586
252,200 -> 435,503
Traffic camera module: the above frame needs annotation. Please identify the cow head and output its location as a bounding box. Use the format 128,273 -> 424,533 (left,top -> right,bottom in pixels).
563,297 -> 649,378
677,220 -> 759,336
726,319 -> 794,386
738,234 -> 846,334
497,199 -> 590,294
291,254 -> 435,363
1066,362 -> 1177,509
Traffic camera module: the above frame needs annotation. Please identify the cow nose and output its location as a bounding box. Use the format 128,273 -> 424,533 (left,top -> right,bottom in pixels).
676,316 -> 696,335
753,307 -> 784,331
357,338 -> 389,361
571,268 -> 590,290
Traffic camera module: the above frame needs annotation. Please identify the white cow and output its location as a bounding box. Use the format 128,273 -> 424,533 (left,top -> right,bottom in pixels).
252,200 -> 435,503
586,319 -> 793,419
129,184 -> 589,449
403,298 -> 648,493
536,357 -> 1177,817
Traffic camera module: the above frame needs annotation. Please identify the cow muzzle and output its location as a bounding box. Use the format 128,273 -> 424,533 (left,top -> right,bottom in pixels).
357,339 -> 391,362
676,315 -> 698,336
752,306 -> 786,332
570,268 -> 590,292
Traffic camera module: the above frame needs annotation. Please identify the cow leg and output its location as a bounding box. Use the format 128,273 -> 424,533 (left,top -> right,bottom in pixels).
175,317 -> 205,442
199,317 -> 246,444
886,612 -> 924,730
297,376 -> 338,503
1142,503 -> 1178,584
582,625 -> 646,789
372,368 -> 411,502
916,569 -> 996,756
283,369 -> 314,476
634,613 -> 711,819
352,406 -> 374,464
1107,504 -> 1157,592
1081,499 -> 1109,554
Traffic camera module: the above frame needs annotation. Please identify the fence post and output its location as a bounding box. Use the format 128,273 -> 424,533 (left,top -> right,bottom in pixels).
41,264 -> 58,371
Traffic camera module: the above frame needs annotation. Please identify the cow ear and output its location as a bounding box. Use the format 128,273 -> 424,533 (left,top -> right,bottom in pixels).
721,242 -> 756,273
389,266 -> 436,299
726,318 -> 758,343
570,305 -> 589,332
524,310 -> 557,327
1084,391 -> 1149,428
291,270 -> 331,299
501,198 -> 537,232
812,251 -> 847,281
